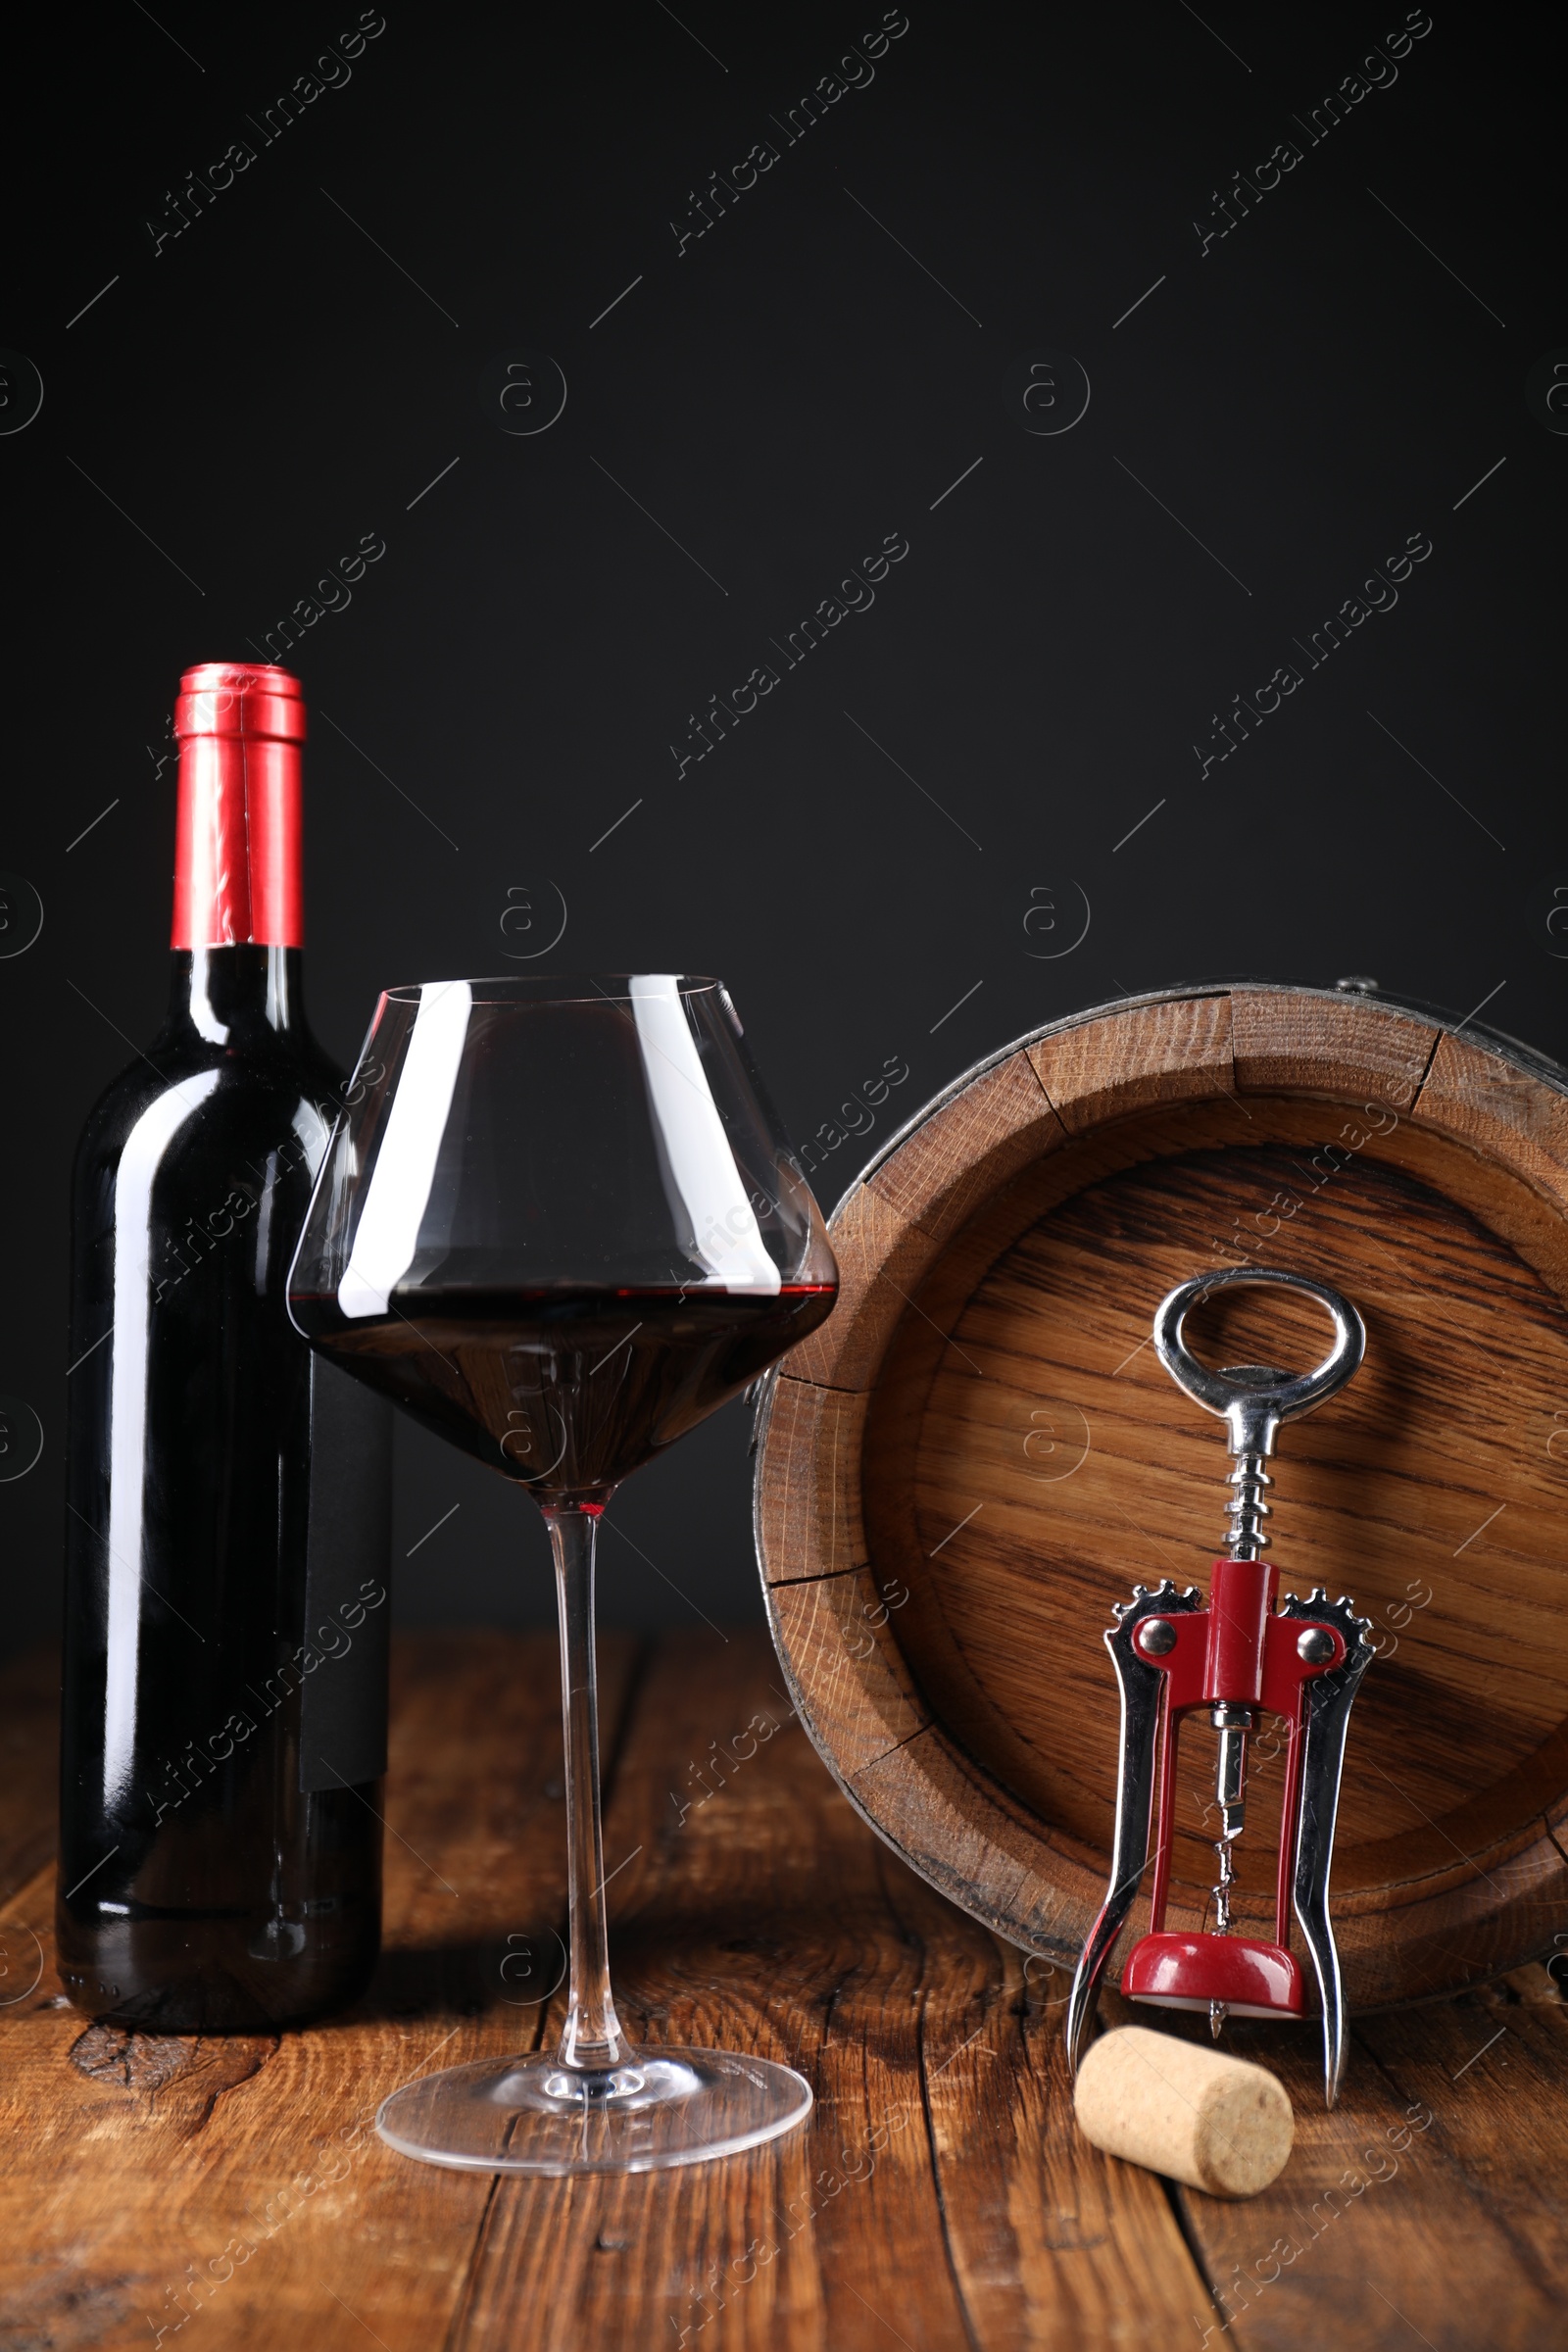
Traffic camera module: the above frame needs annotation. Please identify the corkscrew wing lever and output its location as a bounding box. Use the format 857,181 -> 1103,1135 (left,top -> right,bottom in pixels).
1065,1583 -> 1202,2073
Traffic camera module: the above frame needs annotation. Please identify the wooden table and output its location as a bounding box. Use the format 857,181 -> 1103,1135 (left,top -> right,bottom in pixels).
2,1631 -> 1563,2350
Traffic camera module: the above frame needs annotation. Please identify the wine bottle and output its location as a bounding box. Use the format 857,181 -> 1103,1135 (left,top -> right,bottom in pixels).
58,662 -> 390,2031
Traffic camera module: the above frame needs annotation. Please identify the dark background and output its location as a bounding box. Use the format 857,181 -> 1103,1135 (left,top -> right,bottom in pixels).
2,0 -> 1562,1655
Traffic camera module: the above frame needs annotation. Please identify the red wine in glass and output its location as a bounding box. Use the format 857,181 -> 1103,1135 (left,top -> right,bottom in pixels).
291,1283 -> 835,1505
287,975 -> 838,2175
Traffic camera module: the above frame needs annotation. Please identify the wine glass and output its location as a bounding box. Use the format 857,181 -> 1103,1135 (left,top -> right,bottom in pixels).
287,975 -> 836,2174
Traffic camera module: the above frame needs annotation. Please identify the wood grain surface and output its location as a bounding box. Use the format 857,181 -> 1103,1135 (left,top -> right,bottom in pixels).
3,1631 -> 1565,2349
761,987 -> 1568,2008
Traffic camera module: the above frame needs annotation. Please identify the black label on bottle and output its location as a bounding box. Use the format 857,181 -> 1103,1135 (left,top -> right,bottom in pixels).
298,1356 -> 393,1792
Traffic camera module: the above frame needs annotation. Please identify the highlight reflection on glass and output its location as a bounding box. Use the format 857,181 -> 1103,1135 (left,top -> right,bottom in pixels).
288,975 -> 837,2175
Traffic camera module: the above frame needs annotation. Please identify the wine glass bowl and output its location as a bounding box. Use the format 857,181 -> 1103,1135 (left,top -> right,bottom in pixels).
287,975 -> 836,2173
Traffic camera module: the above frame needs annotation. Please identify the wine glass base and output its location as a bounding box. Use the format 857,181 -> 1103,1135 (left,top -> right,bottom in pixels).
376,2048 -> 813,2176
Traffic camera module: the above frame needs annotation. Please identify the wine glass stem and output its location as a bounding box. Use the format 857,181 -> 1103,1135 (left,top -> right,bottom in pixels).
545,1506 -> 629,2075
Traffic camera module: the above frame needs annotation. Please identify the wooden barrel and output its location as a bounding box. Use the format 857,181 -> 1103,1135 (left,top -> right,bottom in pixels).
755,983 -> 1568,2012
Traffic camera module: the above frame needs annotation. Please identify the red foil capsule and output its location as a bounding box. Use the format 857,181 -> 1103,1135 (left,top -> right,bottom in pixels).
171,661 -> 306,949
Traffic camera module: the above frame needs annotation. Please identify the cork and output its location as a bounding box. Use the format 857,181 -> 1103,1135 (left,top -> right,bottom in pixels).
1074,2027 -> 1294,2198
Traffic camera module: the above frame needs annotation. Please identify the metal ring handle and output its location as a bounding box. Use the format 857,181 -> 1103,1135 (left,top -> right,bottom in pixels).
1152,1267 -> 1365,1451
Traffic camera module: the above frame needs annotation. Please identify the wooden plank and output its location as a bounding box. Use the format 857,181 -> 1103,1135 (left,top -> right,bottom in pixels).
1231,989 -> 1437,1107
0,1644 -> 58,1915
0,1631 -> 638,2351
923,1954 -> 1221,2349
787,1183 -> 945,1395
455,1632 -> 1211,2350
1028,994 -> 1234,1131
755,1377 -> 868,1582
1328,1815 -> 1568,2012
766,1564 -> 929,1778
867,1049 -> 1063,1246
1154,1974 -> 1568,2350
849,1722 -> 1101,1962
1413,1030 -> 1568,1210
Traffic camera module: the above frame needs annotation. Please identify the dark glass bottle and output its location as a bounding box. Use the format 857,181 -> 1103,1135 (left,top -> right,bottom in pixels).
57,662 -> 390,2031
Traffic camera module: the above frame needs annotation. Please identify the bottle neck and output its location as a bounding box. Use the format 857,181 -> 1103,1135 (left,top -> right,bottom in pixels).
166,664 -> 312,1055
167,946 -> 312,1051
